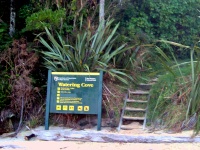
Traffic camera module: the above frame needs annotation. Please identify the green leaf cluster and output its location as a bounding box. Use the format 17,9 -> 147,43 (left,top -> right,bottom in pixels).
24,8 -> 66,32
148,40 -> 200,133
0,22 -> 12,51
18,4 -> 35,20
0,69 -> 11,111
39,20 -> 133,84
115,0 -> 200,58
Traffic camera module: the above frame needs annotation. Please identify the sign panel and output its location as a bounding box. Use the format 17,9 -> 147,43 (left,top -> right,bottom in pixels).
45,70 -> 103,130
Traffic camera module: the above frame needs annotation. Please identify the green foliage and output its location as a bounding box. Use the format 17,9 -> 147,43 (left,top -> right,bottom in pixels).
115,0 -> 200,58
39,20 -> 133,84
24,8 -> 66,32
18,4 -> 35,20
0,71 -> 11,111
0,30 -> 12,110
22,0 -> 97,35
0,22 -> 12,51
149,67 -> 190,121
148,40 -> 200,133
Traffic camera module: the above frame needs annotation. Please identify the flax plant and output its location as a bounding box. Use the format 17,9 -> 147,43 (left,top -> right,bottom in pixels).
39,19 -> 133,84
150,40 -> 200,133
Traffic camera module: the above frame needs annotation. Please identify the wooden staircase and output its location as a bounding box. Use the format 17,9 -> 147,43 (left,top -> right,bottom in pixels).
117,83 -> 153,131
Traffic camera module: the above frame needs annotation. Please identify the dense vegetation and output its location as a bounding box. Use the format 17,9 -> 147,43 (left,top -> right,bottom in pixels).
115,0 -> 200,58
0,0 -> 200,135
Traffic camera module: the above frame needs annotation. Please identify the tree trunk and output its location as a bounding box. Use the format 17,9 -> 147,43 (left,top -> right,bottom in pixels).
99,0 -> 105,27
31,129 -> 200,143
9,0 -> 15,37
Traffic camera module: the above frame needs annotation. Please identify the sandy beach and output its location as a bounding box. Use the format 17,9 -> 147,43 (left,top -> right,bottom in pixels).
1,122 -> 200,150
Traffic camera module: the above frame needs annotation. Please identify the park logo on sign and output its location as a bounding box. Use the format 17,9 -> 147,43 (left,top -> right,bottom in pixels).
54,76 -> 76,81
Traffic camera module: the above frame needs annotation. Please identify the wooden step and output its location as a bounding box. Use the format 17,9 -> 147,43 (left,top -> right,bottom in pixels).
125,107 -> 146,112
126,99 -> 148,103
120,125 -> 134,130
138,83 -> 153,90
123,116 -> 145,121
139,83 -> 154,86
151,78 -> 158,82
129,90 -> 149,95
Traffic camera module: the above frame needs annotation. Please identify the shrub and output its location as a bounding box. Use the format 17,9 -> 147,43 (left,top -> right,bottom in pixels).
0,21 -> 12,51
0,72 -> 11,111
39,20 -> 132,84
24,8 -> 66,33
115,0 -> 200,58
148,40 -> 200,134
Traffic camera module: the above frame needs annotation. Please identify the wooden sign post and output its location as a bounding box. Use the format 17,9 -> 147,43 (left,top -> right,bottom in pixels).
45,70 -> 103,131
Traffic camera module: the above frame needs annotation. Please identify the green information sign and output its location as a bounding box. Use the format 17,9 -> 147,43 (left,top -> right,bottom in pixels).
45,70 -> 103,130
